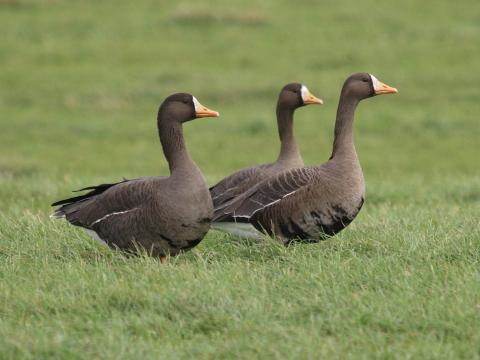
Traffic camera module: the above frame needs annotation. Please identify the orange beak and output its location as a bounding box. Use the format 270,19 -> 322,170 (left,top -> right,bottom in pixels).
302,88 -> 324,105
193,98 -> 220,118
373,79 -> 398,95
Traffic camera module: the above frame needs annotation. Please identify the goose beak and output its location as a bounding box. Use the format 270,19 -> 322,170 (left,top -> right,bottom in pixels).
303,92 -> 324,105
372,78 -> 398,95
374,82 -> 398,95
193,97 -> 220,118
301,86 -> 323,105
195,106 -> 220,118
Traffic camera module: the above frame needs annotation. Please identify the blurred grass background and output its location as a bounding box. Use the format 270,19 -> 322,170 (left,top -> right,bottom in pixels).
0,0 -> 479,358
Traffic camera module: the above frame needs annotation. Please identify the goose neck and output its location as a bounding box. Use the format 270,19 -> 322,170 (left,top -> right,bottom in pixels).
276,105 -> 300,162
158,115 -> 194,174
330,91 -> 359,160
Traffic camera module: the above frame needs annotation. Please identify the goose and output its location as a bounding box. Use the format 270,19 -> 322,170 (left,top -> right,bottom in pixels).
210,83 -> 323,209
51,93 -> 219,261
212,73 -> 397,242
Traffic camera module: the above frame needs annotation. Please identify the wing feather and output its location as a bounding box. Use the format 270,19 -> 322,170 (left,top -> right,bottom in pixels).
213,167 -> 316,222
51,177 -> 155,228
209,165 -> 270,207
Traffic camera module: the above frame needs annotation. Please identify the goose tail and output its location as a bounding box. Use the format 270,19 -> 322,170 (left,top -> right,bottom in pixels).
50,210 -> 65,220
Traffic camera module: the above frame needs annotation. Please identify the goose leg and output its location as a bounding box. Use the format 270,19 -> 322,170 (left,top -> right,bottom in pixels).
160,255 -> 166,264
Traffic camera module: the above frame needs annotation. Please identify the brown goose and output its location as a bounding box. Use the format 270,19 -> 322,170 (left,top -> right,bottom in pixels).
210,83 -> 323,209
51,93 -> 219,261
212,73 -> 397,242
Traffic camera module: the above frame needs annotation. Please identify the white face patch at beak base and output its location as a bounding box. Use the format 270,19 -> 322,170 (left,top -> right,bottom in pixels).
369,74 -> 381,92
300,85 -> 309,103
192,96 -> 201,112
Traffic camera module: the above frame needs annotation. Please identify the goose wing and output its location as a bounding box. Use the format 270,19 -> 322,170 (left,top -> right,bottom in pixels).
213,167 -> 316,222
209,165 -> 270,207
51,177 -> 160,229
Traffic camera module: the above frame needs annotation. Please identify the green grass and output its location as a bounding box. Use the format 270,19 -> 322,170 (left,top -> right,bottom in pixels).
1,0 -> 479,358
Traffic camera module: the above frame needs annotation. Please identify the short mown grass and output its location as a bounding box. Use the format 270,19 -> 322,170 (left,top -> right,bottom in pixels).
1,0 -> 479,358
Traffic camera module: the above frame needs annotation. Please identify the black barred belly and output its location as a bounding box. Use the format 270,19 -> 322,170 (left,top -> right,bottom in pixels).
253,198 -> 364,243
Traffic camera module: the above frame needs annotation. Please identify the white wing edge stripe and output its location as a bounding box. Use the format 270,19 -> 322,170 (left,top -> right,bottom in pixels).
250,199 -> 282,217
231,215 -> 250,219
90,208 -> 138,226
211,187 -> 238,201
234,189 -> 299,219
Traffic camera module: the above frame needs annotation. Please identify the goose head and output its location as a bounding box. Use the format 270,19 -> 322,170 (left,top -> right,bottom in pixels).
343,73 -> 398,100
278,83 -> 323,110
159,93 -> 219,123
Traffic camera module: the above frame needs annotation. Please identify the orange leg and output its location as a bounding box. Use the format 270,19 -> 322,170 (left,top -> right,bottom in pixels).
160,255 -> 166,264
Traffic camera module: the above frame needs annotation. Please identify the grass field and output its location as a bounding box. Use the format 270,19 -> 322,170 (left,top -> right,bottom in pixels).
1,0 -> 479,358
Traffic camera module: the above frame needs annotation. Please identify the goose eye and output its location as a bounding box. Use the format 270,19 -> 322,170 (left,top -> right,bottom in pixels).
362,78 -> 369,83
183,100 -> 189,104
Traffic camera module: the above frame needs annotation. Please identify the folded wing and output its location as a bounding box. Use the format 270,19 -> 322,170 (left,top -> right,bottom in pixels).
213,167 -> 316,222
51,178 -> 151,229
